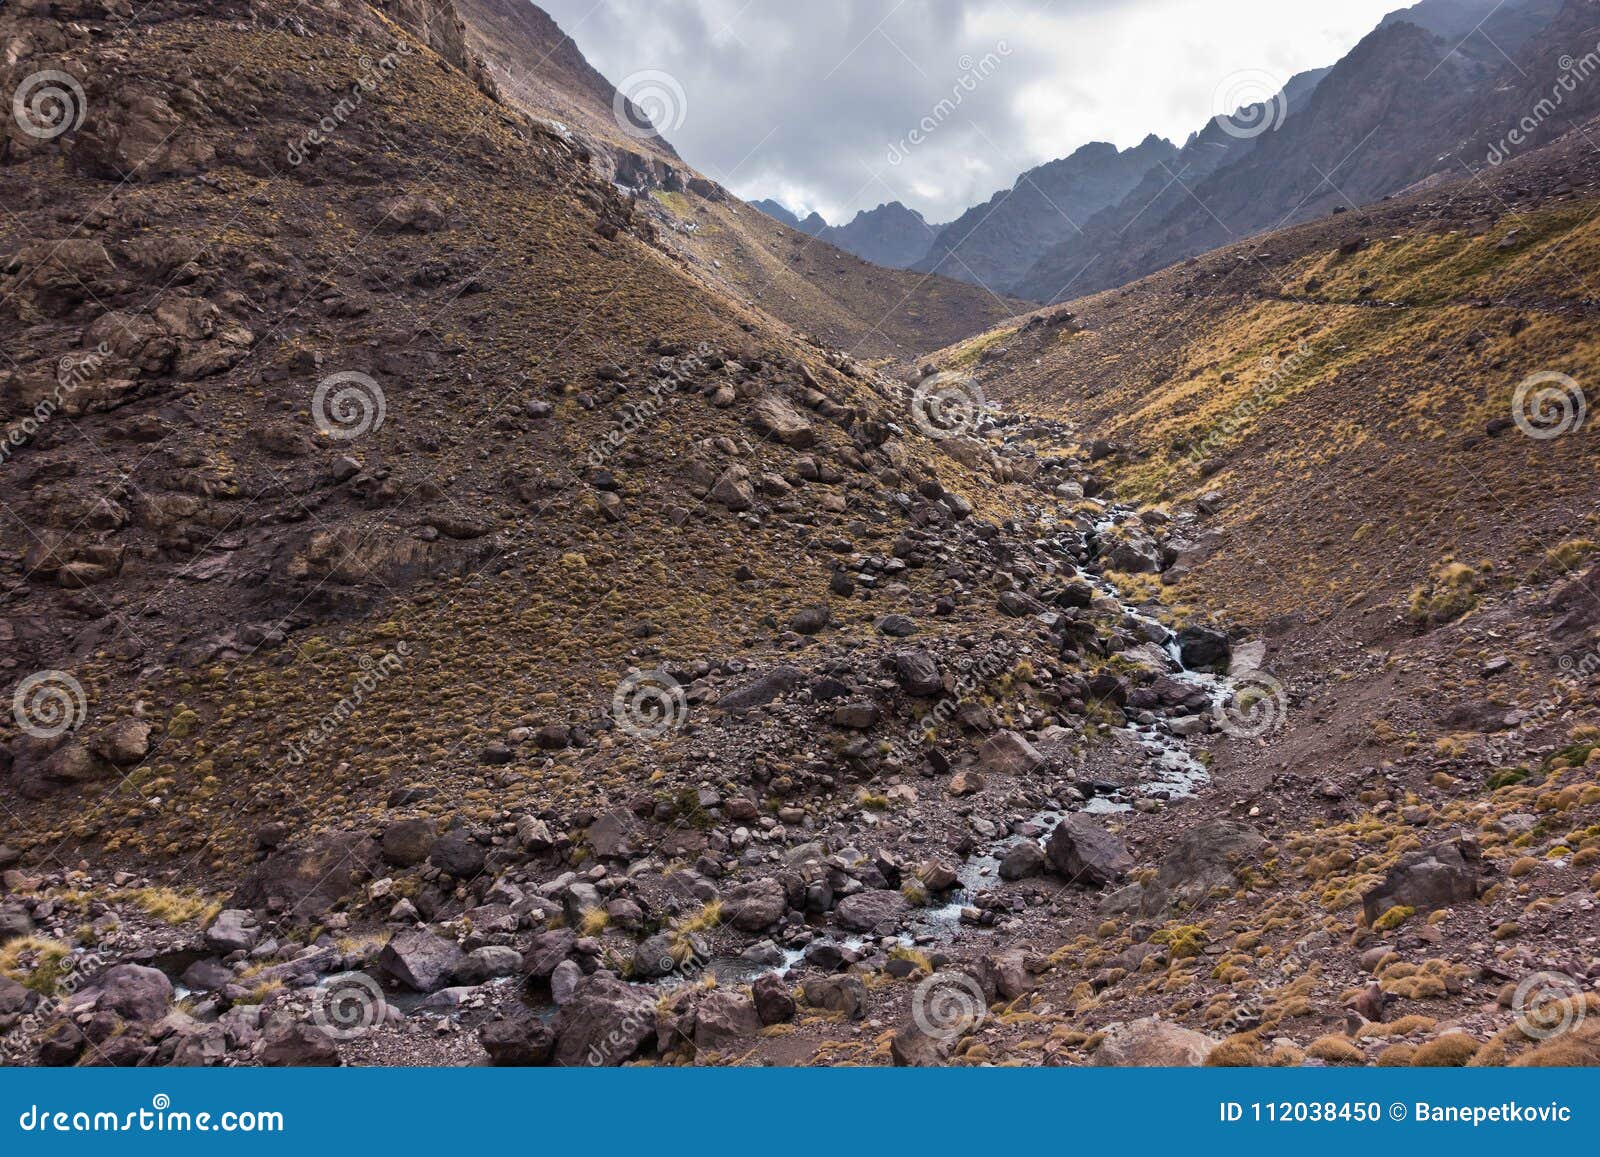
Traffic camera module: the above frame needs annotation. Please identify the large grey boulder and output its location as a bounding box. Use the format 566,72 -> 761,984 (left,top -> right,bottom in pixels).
378,928 -> 465,993
1046,814 -> 1133,888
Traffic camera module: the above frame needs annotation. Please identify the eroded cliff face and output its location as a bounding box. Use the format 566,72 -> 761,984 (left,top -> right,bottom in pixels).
373,0 -> 499,100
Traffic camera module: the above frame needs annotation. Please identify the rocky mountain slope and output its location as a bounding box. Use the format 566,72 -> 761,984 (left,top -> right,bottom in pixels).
914,136 -> 1180,296
1014,0 -> 1600,302
1,0 -> 1598,1073
448,0 -> 1016,360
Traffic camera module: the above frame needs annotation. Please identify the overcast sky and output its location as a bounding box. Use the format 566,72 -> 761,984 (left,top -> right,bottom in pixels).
535,0 -> 1404,225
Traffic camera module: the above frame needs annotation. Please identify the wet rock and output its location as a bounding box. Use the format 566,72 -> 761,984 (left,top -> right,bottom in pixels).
834,889 -> 910,933
999,840 -> 1047,880
479,1011 -> 555,1066
1362,836 -> 1483,924
1091,1017 -> 1216,1066
1046,814 -> 1132,888
1176,626 -> 1231,672
752,972 -> 796,1025
378,928 -> 465,993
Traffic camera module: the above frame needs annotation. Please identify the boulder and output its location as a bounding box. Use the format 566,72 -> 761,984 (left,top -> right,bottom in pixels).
721,878 -> 788,932
427,833 -> 485,879
553,975 -> 657,1066
1046,814 -> 1133,888
893,650 -> 943,697
692,990 -> 762,1049
378,928 -> 465,993
977,730 -> 1043,775
834,889 -> 911,933
230,831 -> 380,921
524,929 -> 577,978
998,840 -> 1047,881
1362,836 -> 1483,924
479,1012 -> 556,1066
381,818 -> 436,867
751,972 -> 796,1025
454,946 -> 523,985
716,666 -> 803,712
89,718 -> 151,767
748,394 -> 816,448
257,1015 -> 341,1067
203,909 -> 258,954
801,975 -> 868,1020
1091,1017 -> 1217,1066
1176,626 -> 1231,672
86,964 -> 172,1022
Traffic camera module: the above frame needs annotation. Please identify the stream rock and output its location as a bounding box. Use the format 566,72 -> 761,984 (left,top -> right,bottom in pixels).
1046,815 -> 1132,887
